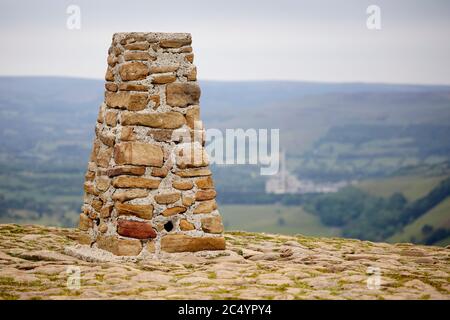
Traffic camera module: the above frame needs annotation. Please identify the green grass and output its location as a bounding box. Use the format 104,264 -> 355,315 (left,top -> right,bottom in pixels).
221,204 -> 341,237
388,196 -> 450,244
357,175 -> 448,201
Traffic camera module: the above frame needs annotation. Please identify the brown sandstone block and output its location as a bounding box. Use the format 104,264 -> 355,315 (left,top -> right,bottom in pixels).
159,38 -> 192,48
161,206 -> 187,217
151,167 -> 169,178
115,203 -> 153,220
97,235 -> 142,256
112,189 -> 149,202
124,51 -> 155,61
149,65 -> 179,73
195,176 -> 214,189
185,106 -> 200,129
179,219 -> 195,231
100,205 -> 113,218
105,91 -> 149,111
106,165 -> 145,177
182,196 -> 195,207
160,234 -> 225,253
195,189 -> 217,201
112,176 -> 161,189
96,147 -> 113,168
118,83 -> 149,91
166,83 -> 201,108
114,142 -> 163,167
79,213 -> 92,231
151,74 -> 177,84
174,168 -> 212,177
154,192 -> 181,204
124,41 -> 150,50
117,219 -> 156,239
201,216 -> 224,234
120,127 -> 136,141
105,82 -> 118,92
121,111 -> 185,129
172,180 -> 194,190
119,62 -> 150,81
193,200 -> 218,214
105,111 -> 118,127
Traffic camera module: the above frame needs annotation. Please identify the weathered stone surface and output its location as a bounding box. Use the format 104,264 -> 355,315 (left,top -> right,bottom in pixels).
114,142 -> 163,167
105,82 -> 118,92
85,171 -> 95,182
105,67 -> 114,81
95,176 -> 111,192
161,206 -> 187,217
117,220 -> 156,239
185,53 -> 194,63
118,83 -> 149,91
112,176 -> 161,189
120,127 -> 136,141
201,216 -> 224,234
91,198 -> 103,212
105,111 -> 118,127
78,213 -> 92,231
161,235 -> 226,252
186,66 -> 197,81
112,189 -> 149,202
160,38 -> 192,48
121,112 -> 186,129
124,41 -> 150,50
195,189 -> 217,201
124,51 -> 155,61
96,147 -> 113,168
166,83 -> 201,108
149,65 -> 179,73
151,167 -> 168,178
154,193 -> 181,204
115,203 -> 153,220
105,92 -> 149,111
84,182 -> 99,196
151,74 -> 176,84
100,205 -> 113,218
185,106 -> 200,129
98,222 -> 108,233
172,180 -> 194,190
106,165 -> 146,177
195,176 -> 214,189
148,129 -> 174,142
3,225 -> 450,300
174,168 -> 212,177
175,143 -> 209,168
182,195 -> 195,207
97,235 -> 142,256
193,200 -> 218,214
179,219 -> 195,231
119,62 -> 150,81
97,129 -> 116,147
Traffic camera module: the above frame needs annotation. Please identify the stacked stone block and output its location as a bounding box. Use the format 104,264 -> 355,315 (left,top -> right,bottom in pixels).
78,32 -> 225,256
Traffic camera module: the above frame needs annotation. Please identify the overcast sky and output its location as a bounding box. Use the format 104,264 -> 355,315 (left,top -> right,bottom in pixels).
0,0 -> 449,84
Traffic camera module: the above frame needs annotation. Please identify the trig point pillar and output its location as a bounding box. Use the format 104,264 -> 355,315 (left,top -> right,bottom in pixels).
78,32 -> 225,256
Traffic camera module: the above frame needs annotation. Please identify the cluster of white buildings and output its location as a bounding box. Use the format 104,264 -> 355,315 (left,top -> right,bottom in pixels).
265,151 -> 349,194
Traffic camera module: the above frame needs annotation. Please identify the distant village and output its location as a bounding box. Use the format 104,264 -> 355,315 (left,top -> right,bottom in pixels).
265,151 -> 350,194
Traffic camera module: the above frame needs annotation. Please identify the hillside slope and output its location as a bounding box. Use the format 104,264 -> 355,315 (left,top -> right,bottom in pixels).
0,224 -> 448,300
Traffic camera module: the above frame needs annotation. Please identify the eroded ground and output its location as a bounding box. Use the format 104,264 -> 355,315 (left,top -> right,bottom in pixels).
0,224 -> 449,300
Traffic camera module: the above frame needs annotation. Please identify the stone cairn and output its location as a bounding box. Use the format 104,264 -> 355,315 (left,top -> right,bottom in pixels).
78,32 -> 225,256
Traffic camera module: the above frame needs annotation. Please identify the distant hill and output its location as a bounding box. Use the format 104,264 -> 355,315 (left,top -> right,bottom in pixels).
1,76 -> 450,245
